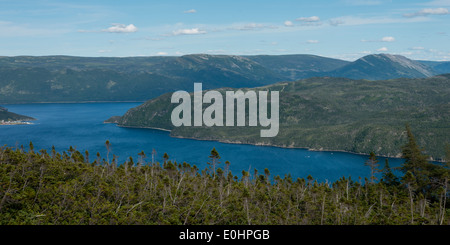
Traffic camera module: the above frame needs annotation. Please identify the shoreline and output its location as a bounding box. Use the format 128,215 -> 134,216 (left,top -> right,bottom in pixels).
113,124 -> 172,132
111,123 -> 423,161
0,120 -> 35,125
171,134 -> 410,160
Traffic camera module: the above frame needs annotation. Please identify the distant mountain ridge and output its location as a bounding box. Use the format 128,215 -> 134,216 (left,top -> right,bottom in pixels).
0,53 -> 449,103
330,54 -> 436,80
245,54 -> 350,80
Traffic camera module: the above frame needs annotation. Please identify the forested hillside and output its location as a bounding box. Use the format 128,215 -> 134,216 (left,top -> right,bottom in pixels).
110,75 -> 450,160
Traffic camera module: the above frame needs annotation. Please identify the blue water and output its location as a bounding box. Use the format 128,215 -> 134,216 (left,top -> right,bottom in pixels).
0,103 -> 405,182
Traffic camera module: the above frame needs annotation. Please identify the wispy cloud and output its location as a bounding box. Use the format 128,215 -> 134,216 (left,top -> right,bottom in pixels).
284,20 -> 294,27
327,15 -> 430,26
183,9 -> 197,14
172,28 -> 206,36
403,8 -> 449,17
295,16 -> 320,22
102,23 -> 138,33
306,40 -> 319,44
361,36 -> 395,42
381,36 -> 395,42
329,19 -> 345,26
294,16 -> 322,26
377,47 -> 388,52
409,46 -> 425,50
229,23 -> 278,31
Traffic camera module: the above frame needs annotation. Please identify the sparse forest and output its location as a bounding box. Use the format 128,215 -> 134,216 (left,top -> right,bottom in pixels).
1,125 -> 449,225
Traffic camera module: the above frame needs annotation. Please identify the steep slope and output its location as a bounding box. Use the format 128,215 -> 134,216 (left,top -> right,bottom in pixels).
329,54 -> 436,80
246,54 -> 350,80
0,55 -> 285,103
150,54 -> 286,89
0,67 -> 182,103
109,75 -> 450,160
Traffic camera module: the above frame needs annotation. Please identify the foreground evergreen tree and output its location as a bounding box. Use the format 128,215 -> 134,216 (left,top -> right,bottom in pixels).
381,159 -> 399,187
208,147 -> 221,179
0,139 -> 449,225
365,152 -> 380,184
400,124 -> 436,195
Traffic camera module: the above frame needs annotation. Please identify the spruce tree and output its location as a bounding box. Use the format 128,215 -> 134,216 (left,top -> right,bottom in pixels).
365,152 -> 380,184
381,159 -> 399,187
208,147 -> 221,179
400,124 -> 431,193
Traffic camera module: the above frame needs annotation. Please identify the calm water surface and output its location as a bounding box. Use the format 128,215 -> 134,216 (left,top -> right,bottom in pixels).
0,103 -> 404,182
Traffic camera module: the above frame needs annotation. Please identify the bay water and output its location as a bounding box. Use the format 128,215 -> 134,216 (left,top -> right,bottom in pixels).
0,103 -> 404,182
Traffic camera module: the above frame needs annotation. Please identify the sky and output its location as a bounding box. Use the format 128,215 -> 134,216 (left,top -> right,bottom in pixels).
0,0 -> 449,61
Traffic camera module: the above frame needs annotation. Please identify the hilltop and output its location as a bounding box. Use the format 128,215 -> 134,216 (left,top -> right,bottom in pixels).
330,54 -> 436,80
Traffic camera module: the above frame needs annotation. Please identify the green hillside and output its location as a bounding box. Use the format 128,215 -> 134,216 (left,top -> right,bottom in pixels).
0,55 -> 285,103
246,54 -> 350,80
110,75 -> 450,160
330,54 -> 436,80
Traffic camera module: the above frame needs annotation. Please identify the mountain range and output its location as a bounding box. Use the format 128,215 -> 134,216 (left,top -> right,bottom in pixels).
1,53 -> 449,103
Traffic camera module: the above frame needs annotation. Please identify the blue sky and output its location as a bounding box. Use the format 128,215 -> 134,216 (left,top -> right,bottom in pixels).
0,0 -> 449,60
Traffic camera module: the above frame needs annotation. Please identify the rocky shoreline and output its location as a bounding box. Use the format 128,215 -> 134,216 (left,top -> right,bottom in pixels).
0,120 -> 34,125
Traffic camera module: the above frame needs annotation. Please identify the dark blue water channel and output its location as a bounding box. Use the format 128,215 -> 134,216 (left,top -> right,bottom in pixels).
0,103 -> 405,182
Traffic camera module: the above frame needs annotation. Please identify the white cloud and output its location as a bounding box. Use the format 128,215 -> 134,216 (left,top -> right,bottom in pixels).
184,9 -> 197,14
156,52 -> 168,55
329,19 -> 345,26
295,16 -> 320,22
361,36 -> 395,42
409,46 -> 425,50
230,23 -> 278,31
377,47 -> 388,52
403,8 -> 449,17
284,20 -> 294,27
306,40 -> 319,44
102,24 -> 137,33
329,15 -> 430,26
172,28 -> 206,35
381,36 -> 395,42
